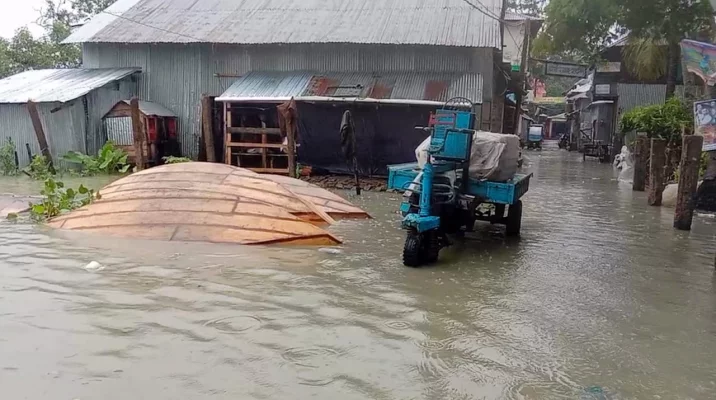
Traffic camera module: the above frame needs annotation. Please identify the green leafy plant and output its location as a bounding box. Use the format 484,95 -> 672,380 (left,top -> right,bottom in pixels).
620,98 -> 693,143
23,155 -> 54,180
162,156 -> 192,164
29,178 -> 96,222
62,141 -> 130,176
0,137 -> 18,176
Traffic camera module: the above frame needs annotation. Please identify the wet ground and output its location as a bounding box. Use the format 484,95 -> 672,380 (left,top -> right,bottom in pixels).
2,149 -> 716,399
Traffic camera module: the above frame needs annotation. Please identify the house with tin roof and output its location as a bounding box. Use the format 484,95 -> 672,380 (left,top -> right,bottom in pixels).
61,0 -> 516,172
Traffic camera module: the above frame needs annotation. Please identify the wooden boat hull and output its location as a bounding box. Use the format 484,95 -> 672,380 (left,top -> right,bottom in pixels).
257,174 -> 372,220
47,163 -> 368,246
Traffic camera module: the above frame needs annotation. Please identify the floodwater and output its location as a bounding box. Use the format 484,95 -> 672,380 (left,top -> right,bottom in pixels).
2,149 -> 716,399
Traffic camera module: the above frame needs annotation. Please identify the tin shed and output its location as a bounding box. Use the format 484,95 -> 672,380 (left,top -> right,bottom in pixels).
0,68 -> 139,167
102,100 -> 180,165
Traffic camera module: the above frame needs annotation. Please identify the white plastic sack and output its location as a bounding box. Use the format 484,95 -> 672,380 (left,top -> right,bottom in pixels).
662,181 -> 704,208
661,183 -> 678,207
415,131 -> 520,182
614,146 -> 634,184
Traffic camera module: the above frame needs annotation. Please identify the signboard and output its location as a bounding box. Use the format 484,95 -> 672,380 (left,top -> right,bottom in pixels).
596,62 -> 621,73
681,39 -> 716,86
544,61 -> 588,78
595,84 -> 611,95
694,99 -> 716,151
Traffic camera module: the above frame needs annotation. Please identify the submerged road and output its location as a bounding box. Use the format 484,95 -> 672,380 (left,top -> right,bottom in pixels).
1,148 -> 716,399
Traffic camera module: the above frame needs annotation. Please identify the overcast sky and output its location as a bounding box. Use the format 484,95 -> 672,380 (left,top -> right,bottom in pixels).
1,0 -> 47,39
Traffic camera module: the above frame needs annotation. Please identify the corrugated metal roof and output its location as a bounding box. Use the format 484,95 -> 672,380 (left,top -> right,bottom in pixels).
216,71 -> 483,104
65,0 -> 503,48
0,68 -> 140,104
120,100 -> 176,117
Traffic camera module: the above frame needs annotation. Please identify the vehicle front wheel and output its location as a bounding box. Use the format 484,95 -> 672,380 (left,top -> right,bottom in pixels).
403,230 -> 424,267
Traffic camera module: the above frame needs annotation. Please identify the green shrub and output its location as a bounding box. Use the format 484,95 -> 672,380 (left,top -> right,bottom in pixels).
24,155 -> 54,180
620,98 -> 693,143
62,141 -> 130,176
0,138 -> 18,176
30,178 -> 96,222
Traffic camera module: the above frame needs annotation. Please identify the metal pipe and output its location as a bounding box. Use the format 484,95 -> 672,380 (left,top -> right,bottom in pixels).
419,162 -> 433,217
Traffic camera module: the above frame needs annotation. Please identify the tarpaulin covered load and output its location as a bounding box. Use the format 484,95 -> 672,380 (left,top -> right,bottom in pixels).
416,131 -> 520,182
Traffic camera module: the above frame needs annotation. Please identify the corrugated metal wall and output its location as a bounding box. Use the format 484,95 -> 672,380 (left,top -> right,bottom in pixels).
83,43 -> 494,159
616,84 -> 668,114
104,117 -> 134,145
84,79 -> 137,155
0,102 -> 84,168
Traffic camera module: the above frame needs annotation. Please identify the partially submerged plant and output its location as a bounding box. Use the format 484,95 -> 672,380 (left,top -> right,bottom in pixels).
162,156 -> 192,164
62,141 -> 130,176
0,138 -> 18,176
30,178 -> 96,222
24,155 -> 54,180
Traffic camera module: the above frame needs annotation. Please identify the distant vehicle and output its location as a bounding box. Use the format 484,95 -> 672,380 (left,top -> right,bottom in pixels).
527,125 -> 543,150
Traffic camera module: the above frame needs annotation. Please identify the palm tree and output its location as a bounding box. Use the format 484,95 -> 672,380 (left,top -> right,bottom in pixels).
621,36 -> 679,98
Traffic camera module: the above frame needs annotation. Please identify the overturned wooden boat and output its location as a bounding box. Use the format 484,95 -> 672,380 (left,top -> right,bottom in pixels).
48,163 -> 369,246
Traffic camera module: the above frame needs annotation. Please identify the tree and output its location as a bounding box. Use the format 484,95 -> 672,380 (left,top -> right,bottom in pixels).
0,0 -> 114,79
507,0 -> 546,17
533,0 -> 621,62
620,0 -> 712,97
535,0 -> 713,98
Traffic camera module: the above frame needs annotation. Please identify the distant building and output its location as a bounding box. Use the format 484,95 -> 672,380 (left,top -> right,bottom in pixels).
565,36 -> 685,159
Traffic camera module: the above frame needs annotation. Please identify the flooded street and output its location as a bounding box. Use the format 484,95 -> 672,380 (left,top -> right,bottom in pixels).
2,149 -> 716,399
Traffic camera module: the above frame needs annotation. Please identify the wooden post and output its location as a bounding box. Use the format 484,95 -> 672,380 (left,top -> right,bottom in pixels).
648,138 -> 667,206
201,95 -> 216,163
286,116 -> 297,178
224,102 -> 231,165
674,135 -> 704,231
26,100 -> 55,174
633,135 -> 648,191
130,97 -> 146,171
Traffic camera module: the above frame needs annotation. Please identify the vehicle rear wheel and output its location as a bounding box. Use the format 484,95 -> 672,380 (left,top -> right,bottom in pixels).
506,200 -> 523,237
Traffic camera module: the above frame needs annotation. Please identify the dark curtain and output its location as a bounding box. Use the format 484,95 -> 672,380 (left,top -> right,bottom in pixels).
295,102 -> 434,175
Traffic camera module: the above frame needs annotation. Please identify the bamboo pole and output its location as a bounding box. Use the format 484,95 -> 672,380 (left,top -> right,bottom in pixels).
674,135 -> 704,231
648,138 -> 667,206
26,100 -> 55,174
130,97 -> 146,171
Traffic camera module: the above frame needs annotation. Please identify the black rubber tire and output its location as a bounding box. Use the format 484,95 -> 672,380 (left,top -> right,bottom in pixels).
403,231 -> 424,267
506,200 -> 523,237
424,231 -> 440,264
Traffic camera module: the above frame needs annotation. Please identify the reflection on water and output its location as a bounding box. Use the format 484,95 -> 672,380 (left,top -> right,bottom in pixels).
0,174 -> 121,196
2,150 -> 716,399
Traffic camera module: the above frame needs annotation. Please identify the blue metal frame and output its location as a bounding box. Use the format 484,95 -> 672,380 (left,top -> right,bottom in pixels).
388,163 -> 533,207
